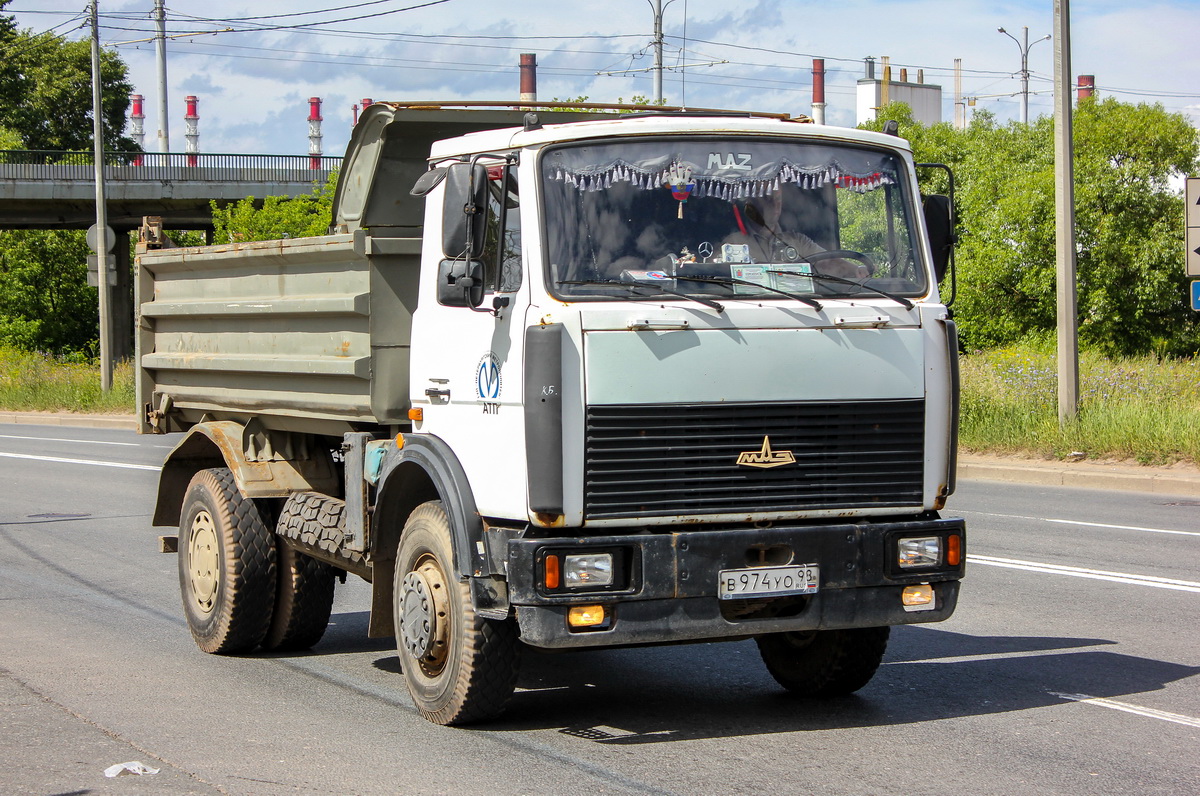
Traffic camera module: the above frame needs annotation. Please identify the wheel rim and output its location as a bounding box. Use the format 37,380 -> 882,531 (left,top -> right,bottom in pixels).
399,555 -> 450,675
188,509 -> 220,614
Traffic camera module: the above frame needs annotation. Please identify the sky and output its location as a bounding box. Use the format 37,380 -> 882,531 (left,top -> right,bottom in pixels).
8,0 -> 1200,158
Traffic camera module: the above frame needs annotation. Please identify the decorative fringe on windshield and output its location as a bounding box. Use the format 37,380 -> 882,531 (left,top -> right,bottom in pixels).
550,159 -> 893,196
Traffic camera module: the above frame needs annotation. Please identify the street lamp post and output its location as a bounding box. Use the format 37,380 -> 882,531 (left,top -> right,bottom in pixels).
998,25 -> 1051,124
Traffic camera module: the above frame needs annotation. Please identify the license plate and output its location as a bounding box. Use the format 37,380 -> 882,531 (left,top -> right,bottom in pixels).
718,564 -> 820,600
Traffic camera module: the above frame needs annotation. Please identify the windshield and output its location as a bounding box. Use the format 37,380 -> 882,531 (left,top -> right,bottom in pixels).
542,137 -> 927,302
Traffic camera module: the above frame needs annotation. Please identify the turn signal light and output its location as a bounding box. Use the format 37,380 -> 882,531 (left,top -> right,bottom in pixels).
567,604 -> 607,628
407,408 -> 423,422
947,534 -> 962,566
544,554 -> 561,590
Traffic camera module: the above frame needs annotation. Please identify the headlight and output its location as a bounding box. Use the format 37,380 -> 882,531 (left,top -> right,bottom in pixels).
564,553 -> 614,587
897,536 -> 941,569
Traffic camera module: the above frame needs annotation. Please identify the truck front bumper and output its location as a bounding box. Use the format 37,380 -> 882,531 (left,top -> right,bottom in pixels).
506,516 -> 965,650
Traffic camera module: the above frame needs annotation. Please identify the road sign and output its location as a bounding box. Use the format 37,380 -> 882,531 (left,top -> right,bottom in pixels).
86,223 -> 116,254
1188,178 -> 1200,277
87,254 -> 116,286
1189,177 -> 1200,227
1192,280 -> 1200,312
1189,228 -> 1200,277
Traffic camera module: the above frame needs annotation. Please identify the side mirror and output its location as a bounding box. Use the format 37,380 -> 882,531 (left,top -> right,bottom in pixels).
922,193 -> 955,284
441,163 -> 488,260
437,258 -> 485,308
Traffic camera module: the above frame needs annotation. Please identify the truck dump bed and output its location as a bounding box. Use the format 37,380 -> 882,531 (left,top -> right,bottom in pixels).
136,231 -> 420,435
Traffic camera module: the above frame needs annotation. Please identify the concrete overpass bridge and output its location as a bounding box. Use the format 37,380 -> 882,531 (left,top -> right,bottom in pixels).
0,150 -> 340,358
0,150 -> 340,232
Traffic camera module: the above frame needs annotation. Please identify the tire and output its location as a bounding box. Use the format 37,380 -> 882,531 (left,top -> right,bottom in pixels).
178,468 -> 277,654
393,501 -> 519,725
262,540 -> 337,652
756,626 -> 890,697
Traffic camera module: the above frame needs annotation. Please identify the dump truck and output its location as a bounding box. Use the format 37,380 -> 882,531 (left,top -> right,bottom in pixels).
138,102 -> 965,726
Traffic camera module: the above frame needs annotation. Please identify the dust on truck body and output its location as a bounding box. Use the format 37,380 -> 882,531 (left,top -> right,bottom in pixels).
139,103 -> 965,725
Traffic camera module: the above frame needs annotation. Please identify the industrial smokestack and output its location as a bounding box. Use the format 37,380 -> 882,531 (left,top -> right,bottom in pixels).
308,97 -> 323,170
361,98 -> 374,110
811,58 -> 826,125
864,57 -> 875,80
520,53 -> 537,104
1077,74 -> 1095,103
130,94 -> 145,165
184,95 -> 199,167
881,56 -> 891,109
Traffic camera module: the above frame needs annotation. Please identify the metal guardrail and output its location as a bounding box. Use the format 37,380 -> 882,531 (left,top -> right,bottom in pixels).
0,150 -> 340,182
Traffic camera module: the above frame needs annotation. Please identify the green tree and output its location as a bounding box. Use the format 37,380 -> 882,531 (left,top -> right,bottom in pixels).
210,172 -> 338,243
864,99 -> 1200,357
0,1 -> 136,152
0,230 -> 95,354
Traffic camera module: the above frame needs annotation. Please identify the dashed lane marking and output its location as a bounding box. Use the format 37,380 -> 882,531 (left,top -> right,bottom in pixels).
969,554 -> 1200,593
0,451 -> 161,471
1051,692 -> 1200,728
961,510 -> 1200,538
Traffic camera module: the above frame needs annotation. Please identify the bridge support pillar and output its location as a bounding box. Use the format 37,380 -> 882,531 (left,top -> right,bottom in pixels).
113,230 -> 133,360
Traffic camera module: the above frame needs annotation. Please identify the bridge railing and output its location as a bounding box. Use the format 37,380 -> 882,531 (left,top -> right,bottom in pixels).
0,151 -> 341,182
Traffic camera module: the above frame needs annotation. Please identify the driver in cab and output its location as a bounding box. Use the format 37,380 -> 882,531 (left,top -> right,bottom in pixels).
720,187 -> 866,280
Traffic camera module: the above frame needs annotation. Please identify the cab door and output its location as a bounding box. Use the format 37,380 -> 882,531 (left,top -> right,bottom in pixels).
408,161 -> 529,520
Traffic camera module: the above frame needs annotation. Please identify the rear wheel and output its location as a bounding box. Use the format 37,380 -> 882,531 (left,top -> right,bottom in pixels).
393,501 -> 519,725
178,468 -> 276,654
756,627 -> 890,697
262,541 -> 337,652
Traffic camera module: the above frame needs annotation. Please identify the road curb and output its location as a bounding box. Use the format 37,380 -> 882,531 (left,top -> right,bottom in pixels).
0,411 -> 138,430
958,455 -> 1200,498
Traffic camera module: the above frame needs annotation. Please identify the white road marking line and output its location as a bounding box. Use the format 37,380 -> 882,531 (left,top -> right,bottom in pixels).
961,510 -> 1200,537
0,451 -> 161,472
0,433 -> 139,447
969,554 -> 1200,593
1051,692 -> 1200,728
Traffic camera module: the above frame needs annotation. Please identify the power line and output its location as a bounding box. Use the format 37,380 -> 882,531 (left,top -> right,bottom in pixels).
190,0 -> 416,23
162,0 -> 456,33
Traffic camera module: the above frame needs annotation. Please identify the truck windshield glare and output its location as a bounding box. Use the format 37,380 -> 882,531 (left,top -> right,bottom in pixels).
542,138 -> 927,303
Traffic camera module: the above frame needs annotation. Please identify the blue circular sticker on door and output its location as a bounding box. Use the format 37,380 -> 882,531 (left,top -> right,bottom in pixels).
476,353 -> 502,399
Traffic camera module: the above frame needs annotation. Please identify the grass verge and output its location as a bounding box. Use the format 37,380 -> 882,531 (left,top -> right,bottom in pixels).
960,344 -> 1200,465
0,347 -> 135,414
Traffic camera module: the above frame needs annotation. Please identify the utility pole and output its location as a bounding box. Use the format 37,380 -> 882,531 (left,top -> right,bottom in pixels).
1053,0 -> 1079,423
155,0 -> 169,155
651,0 -> 664,104
998,25 -> 1050,124
89,1 -> 112,391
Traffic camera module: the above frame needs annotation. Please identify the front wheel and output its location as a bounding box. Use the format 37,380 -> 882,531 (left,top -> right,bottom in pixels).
756,627 -> 890,697
393,501 -> 520,725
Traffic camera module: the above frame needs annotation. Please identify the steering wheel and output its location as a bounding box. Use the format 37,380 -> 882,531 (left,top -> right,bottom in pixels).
803,249 -> 876,275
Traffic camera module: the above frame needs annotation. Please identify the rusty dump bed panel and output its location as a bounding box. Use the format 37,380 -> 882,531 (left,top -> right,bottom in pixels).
135,232 -> 419,435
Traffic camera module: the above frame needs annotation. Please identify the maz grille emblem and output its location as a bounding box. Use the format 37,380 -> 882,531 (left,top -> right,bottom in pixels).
736,436 -> 796,469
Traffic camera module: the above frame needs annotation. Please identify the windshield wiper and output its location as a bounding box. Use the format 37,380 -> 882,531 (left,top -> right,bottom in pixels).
767,270 -> 914,310
558,279 -> 725,313
674,275 -> 822,310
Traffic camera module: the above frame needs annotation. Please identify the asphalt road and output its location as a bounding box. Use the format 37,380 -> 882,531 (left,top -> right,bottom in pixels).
1,423 -> 1197,795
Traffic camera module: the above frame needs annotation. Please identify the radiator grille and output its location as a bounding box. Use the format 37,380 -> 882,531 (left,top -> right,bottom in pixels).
584,400 -> 925,519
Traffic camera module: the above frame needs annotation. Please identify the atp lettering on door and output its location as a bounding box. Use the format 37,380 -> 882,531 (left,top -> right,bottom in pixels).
476,352 -> 502,414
